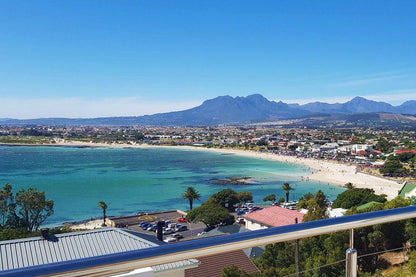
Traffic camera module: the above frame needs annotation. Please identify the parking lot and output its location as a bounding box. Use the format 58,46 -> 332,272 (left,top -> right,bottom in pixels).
109,210 -> 206,242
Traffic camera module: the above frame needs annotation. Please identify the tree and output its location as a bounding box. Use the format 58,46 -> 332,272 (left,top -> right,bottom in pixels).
186,202 -> 234,228
375,138 -> 396,154
302,190 -> 329,222
380,156 -> 405,175
0,183 -> 13,228
182,187 -> 201,210
263,194 -> 276,203
278,197 -> 285,204
282,183 -> 294,203
208,189 -> 239,211
344,182 -> 355,190
16,188 -> 54,231
236,191 -> 253,204
222,265 -> 251,277
296,192 -> 314,209
97,201 -> 108,226
409,250 -> 416,274
332,188 -> 387,209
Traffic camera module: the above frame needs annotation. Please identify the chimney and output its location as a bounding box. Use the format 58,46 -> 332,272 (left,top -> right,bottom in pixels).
40,228 -> 50,240
157,221 -> 165,241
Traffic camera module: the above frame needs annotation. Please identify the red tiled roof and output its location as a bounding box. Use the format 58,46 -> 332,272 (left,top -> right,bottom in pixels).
395,150 -> 416,154
243,206 -> 304,227
185,250 -> 260,277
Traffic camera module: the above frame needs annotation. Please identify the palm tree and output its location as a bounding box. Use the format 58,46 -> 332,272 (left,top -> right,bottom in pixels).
97,201 -> 108,226
282,183 -> 294,203
182,187 -> 201,210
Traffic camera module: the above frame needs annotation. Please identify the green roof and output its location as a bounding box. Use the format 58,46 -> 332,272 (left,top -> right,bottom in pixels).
356,201 -> 383,211
399,183 -> 416,198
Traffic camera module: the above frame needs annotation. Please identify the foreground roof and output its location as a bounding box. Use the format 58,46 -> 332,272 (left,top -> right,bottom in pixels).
0,227 -> 198,273
243,206 -> 304,227
184,250 -> 260,277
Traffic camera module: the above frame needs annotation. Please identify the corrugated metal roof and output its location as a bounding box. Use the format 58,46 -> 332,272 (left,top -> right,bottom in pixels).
0,227 -> 198,273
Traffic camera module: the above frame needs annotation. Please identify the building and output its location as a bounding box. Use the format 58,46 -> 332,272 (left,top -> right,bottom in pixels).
0,227 -> 199,277
243,206 -> 304,231
184,250 -> 260,277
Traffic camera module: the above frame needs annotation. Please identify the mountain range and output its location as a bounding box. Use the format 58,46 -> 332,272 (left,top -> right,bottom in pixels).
1,94 -> 415,126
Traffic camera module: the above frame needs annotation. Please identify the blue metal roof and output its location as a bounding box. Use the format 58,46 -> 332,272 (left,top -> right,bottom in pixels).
0,227 -> 197,274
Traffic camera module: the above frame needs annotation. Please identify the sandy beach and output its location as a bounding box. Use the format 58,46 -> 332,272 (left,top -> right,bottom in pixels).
40,140 -> 403,200
179,147 -> 402,200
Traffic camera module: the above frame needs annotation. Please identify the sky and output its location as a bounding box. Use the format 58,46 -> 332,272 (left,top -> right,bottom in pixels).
0,1 -> 415,118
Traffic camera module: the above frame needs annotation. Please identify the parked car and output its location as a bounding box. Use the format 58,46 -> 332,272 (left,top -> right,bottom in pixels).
178,217 -> 188,223
147,225 -> 158,232
163,237 -> 178,243
236,208 -> 248,215
141,222 -> 151,229
175,225 -> 188,232
172,233 -> 184,239
163,228 -> 175,235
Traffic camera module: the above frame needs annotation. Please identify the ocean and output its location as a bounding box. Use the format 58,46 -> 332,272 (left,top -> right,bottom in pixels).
0,146 -> 345,226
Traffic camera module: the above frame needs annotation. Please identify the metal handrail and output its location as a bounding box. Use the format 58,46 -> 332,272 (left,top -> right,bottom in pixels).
2,205 -> 416,276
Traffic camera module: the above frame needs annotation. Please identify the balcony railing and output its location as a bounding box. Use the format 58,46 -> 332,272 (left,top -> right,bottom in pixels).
2,205 -> 416,277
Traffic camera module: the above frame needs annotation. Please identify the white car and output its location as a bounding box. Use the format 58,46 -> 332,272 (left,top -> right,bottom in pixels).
163,237 -> 178,243
163,228 -> 175,235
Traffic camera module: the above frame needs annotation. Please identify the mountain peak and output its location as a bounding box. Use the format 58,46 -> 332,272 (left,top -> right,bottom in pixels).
246,93 -> 268,100
3,94 -> 416,126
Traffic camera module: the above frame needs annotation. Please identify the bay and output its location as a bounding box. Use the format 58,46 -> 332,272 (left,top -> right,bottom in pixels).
0,146 -> 345,226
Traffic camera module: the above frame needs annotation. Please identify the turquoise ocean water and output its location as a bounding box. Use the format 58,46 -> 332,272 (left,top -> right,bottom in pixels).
0,146 -> 345,226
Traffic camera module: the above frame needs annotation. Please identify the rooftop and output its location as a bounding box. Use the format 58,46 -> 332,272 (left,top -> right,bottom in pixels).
0,227 -> 198,273
184,250 -> 260,277
243,206 -> 304,227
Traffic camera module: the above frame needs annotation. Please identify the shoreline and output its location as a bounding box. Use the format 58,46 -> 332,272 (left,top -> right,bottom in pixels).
1,141 -> 403,200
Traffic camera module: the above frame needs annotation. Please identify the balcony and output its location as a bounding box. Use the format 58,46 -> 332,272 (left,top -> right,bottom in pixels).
1,206 -> 416,277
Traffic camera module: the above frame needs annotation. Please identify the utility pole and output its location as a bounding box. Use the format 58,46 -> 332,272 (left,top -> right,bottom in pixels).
346,228 -> 357,277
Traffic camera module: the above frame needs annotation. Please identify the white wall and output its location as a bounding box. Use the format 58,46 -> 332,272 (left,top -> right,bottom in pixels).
245,220 -> 268,231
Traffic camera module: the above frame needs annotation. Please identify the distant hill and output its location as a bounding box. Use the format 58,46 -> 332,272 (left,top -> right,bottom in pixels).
1,94 -> 415,127
300,96 -> 397,114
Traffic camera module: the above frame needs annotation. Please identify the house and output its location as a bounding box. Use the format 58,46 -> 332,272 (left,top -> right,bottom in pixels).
320,142 -> 339,153
338,144 -> 373,154
184,250 -> 260,277
328,208 -> 347,218
0,227 -> 199,277
394,150 -> 416,156
243,206 -> 304,231
399,182 -> 416,199
356,201 -> 383,211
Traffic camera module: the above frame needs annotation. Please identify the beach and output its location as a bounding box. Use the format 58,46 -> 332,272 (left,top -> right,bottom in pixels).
182,147 -> 402,200
45,140 -> 403,200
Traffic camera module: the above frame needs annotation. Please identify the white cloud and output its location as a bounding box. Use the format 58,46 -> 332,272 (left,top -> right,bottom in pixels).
0,97 -> 202,119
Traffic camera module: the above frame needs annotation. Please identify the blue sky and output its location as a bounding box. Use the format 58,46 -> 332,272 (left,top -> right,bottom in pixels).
0,1 -> 415,118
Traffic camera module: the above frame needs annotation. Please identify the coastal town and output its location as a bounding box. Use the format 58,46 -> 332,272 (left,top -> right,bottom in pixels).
1,125 -> 415,193
2,0 -> 416,276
